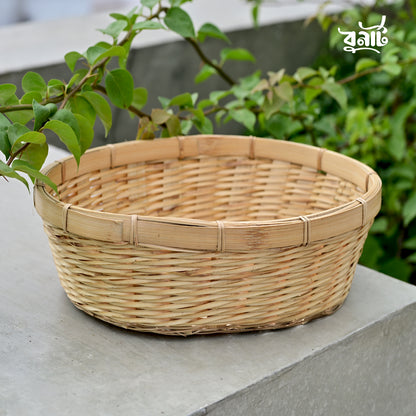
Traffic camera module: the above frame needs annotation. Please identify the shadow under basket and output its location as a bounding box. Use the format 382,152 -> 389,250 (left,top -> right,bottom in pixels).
34,135 -> 382,336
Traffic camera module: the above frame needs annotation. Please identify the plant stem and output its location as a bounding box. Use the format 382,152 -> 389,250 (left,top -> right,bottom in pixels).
60,68 -> 100,109
6,142 -> 30,166
0,95 -> 64,114
338,67 -> 382,85
186,38 -> 236,86
0,104 -> 32,113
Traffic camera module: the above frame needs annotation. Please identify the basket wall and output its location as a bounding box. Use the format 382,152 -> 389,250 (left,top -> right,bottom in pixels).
44,221 -> 370,335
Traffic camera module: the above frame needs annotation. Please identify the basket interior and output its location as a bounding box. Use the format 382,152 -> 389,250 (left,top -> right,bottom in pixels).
55,155 -> 364,222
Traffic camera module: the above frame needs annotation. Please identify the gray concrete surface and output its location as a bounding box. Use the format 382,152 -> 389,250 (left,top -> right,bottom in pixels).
1,146 -> 416,416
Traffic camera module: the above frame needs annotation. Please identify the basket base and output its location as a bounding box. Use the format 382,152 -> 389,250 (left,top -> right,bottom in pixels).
66,296 -> 345,336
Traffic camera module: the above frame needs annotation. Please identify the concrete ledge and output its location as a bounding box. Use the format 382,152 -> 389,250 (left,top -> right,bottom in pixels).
1,146 -> 416,416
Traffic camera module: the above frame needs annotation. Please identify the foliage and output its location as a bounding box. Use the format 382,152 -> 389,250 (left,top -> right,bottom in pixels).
296,0 -> 416,284
0,0 -> 415,283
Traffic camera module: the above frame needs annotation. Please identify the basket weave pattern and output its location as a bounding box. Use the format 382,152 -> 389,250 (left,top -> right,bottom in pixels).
35,135 -> 381,335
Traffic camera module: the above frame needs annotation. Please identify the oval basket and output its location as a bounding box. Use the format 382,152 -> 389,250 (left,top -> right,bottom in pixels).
34,135 -> 382,336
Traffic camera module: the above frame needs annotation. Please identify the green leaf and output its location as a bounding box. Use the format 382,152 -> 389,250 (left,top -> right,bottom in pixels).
275,82 -> 293,102
110,12 -> 129,22
389,165 -> 416,181
74,114 -> 94,154
164,7 -> 196,38
403,192 -> 416,226
387,102 -> 416,161
12,159 -> 57,192
22,72 -> 47,95
20,92 -> 42,105
169,0 -> 193,6
136,116 -> 158,140
169,92 -> 193,108
195,64 -> 216,84
158,96 -> 171,109
180,119 -> 193,134
0,112 -> 11,130
0,160 -> 29,189
105,68 -> 134,109
197,99 -> 214,110
263,96 -> 282,120
3,95 -> 33,125
7,123 -> 30,147
410,0 -> 416,20
94,45 -> 127,64
126,6 -> 139,20
0,130 -> 11,159
252,3 -> 259,27
355,58 -> 379,73
67,69 -> 88,89
33,100 -> 57,131
383,63 -> 402,76
193,116 -> 213,134
10,130 -> 46,153
47,79 -> 65,95
151,108 -> 172,125
81,91 -> 112,136
141,0 -> 159,7
404,236 -> 416,250
166,115 -> 182,136
43,119 -> 81,165
133,21 -> 166,30
189,107 -> 204,122
359,235 -> 383,269
304,77 -> 323,105
93,42 -> 111,51
406,252 -> 416,263
240,71 -> 261,89
294,67 -> 317,82
51,109 -> 80,140
197,23 -> 230,43
345,107 -> 373,144
209,90 -> 232,104
220,48 -> 255,63
18,141 -> 48,170
0,84 -> 17,102
322,81 -> 347,109
65,51 -> 83,72
380,258 -> 412,282
229,108 -> 256,131
265,113 -> 302,139
85,45 -> 108,65
0,114 -> 11,162
99,20 -> 128,39
132,87 -> 148,110
66,95 -> 96,126
370,217 -> 388,233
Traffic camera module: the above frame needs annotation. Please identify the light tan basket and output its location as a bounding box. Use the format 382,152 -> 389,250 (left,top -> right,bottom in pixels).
34,135 -> 381,336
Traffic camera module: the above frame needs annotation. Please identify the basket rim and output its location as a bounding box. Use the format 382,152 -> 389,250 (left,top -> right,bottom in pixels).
34,135 -> 382,252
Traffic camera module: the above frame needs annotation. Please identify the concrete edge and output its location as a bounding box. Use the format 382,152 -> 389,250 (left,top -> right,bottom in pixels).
188,301 -> 416,416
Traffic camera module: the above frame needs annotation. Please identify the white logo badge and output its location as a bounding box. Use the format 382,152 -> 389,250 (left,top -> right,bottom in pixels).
338,15 -> 388,54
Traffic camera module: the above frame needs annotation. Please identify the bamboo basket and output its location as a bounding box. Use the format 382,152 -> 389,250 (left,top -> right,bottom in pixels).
34,135 -> 382,336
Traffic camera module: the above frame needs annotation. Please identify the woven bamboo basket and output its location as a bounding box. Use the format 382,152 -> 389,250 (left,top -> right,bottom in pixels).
34,135 -> 381,336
